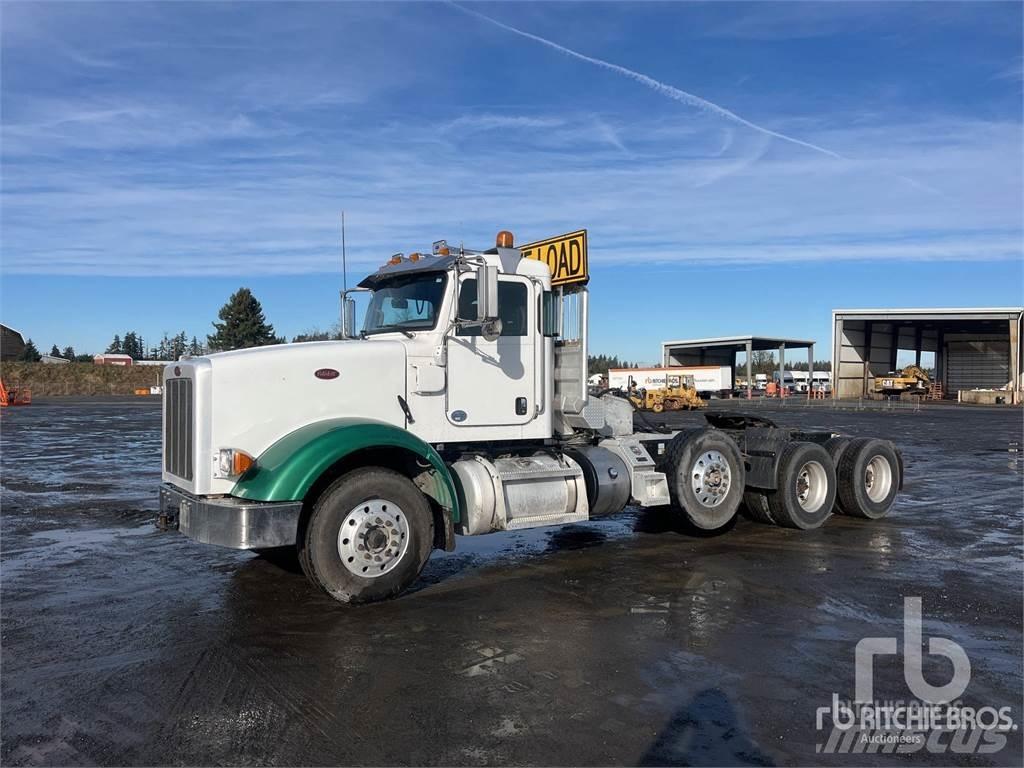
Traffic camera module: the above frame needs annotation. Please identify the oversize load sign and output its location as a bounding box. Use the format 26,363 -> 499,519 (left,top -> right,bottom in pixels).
519,230 -> 588,286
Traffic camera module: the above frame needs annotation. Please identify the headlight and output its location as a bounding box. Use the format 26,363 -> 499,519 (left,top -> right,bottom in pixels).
215,448 -> 255,479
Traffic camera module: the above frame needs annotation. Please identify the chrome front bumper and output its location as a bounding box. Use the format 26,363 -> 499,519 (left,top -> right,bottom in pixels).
158,483 -> 302,550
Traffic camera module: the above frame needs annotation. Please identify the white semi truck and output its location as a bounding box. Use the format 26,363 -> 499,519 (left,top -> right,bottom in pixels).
159,230 -> 903,604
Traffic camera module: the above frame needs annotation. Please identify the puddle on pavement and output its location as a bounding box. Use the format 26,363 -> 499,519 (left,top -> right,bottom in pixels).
1,524 -> 153,578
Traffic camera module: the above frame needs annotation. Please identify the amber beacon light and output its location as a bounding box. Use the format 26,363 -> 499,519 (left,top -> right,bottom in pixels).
496,230 -> 514,248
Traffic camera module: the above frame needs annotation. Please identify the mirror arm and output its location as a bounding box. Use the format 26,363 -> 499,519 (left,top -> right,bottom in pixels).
340,287 -> 372,339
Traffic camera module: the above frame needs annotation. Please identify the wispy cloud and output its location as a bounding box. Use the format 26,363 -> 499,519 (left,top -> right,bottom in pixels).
0,2 -> 1019,282
447,1 -> 844,160
3,110 -> 1019,276
441,114 -> 566,133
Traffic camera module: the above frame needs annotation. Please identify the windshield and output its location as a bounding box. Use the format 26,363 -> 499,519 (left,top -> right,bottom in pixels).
363,273 -> 448,335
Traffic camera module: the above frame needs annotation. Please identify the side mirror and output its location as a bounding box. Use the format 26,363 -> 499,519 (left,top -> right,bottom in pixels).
341,297 -> 358,339
475,264 -> 499,322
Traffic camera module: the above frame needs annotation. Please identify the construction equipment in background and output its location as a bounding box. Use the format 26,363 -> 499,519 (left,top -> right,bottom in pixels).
874,365 -> 930,396
624,374 -> 705,412
0,379 -> 31,407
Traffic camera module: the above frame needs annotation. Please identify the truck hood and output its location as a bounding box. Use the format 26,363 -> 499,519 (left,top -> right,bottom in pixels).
168,339 -> 408,495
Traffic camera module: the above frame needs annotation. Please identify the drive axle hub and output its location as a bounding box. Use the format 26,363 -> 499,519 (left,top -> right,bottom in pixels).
691,450 -> 732,508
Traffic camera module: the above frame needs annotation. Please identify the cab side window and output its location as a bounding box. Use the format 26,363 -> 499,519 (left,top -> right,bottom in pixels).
457,279 -> 528,337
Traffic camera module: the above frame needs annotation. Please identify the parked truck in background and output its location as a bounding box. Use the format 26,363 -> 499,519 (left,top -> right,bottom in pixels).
609,365 -> 733,399
159,229 -> 903,604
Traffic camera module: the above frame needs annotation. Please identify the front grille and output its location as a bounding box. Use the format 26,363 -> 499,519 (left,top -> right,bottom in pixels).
164,378 -> 194,481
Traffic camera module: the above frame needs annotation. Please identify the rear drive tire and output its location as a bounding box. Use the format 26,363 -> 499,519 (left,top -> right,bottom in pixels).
661,429 -> 745,530
300,467 -> 433,604
836,438 -> 901,519
764,442 -> 837,530
824,436 -> 852,468
824,436 -> 852,514
742,490 -> 776,525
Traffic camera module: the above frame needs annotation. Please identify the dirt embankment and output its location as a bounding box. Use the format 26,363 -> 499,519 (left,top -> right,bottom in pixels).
0,362 -> 163,396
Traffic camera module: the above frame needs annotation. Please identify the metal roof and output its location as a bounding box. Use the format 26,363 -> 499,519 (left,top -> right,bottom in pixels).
662,334 -> 816,351
833,307 -> 1023,321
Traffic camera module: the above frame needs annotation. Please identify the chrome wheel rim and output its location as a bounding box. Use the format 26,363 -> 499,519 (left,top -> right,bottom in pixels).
337,499 -> 410,578
691,450 -> 732,508
865,456 -> 893,503
795,460 -> 829,513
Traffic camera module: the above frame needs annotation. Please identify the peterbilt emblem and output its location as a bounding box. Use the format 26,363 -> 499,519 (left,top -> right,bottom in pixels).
451,410 -> 467,422
174,366 -> 181,377
315,368 -> 340,380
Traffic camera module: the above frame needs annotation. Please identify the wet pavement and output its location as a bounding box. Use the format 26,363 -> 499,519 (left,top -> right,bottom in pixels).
1,399 -> 1022,766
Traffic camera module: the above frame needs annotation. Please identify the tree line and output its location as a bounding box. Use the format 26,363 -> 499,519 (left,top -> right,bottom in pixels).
14,287 -> 340,363
588,354 -> 640,376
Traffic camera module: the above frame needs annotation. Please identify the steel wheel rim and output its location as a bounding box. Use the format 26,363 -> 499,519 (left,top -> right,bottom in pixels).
864,456 -> 893,503
795,460 -> 828,513
337,499 -> 410,578
691,450 -> 732,508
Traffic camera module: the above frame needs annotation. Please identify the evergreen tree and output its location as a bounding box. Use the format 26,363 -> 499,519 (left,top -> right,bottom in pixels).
189,336 -> 202,355
122,331 -> 142,360
168,331 -> 187,360
208,288 -> 279,351
62,346 -> 75,360
50,344 -> 61,357
17,339 -> 42,362
106,335 -> 123,354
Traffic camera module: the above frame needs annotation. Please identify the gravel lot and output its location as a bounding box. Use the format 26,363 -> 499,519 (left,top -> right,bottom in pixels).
2,398 -> 1021,766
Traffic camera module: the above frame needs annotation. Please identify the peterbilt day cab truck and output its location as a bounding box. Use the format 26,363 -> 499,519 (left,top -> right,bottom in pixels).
159,230 -> 903,604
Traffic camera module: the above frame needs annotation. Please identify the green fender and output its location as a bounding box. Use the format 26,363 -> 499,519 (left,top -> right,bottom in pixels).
231,418 -> 459,522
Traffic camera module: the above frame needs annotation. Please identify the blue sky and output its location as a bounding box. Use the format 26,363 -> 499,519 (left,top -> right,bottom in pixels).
2,1 -> 1022,361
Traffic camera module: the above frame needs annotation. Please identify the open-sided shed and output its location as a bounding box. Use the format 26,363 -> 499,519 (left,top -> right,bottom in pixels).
831,308 -> 1023,403
661,335 -> 816,398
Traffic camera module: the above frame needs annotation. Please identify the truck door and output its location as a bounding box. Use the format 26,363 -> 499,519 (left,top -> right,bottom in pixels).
446,275 -> 535,427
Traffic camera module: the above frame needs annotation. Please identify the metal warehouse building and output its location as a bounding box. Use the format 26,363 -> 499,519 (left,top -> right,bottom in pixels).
831,308 -> 1023,403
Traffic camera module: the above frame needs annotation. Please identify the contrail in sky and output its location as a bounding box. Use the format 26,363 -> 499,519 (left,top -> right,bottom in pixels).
448,2 -> 844,160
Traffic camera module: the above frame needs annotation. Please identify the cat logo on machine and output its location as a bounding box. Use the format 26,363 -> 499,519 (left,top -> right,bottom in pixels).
519,229 -> 589,287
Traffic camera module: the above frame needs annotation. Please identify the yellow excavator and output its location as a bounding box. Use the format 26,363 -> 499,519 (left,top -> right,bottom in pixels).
625,375 -> 705,412
874,365 -> 930,396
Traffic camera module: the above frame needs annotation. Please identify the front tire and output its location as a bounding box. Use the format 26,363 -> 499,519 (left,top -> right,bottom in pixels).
300,467 -> 434,604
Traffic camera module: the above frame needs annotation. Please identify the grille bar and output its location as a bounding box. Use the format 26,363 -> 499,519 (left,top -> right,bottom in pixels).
164,378 -> 194,481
